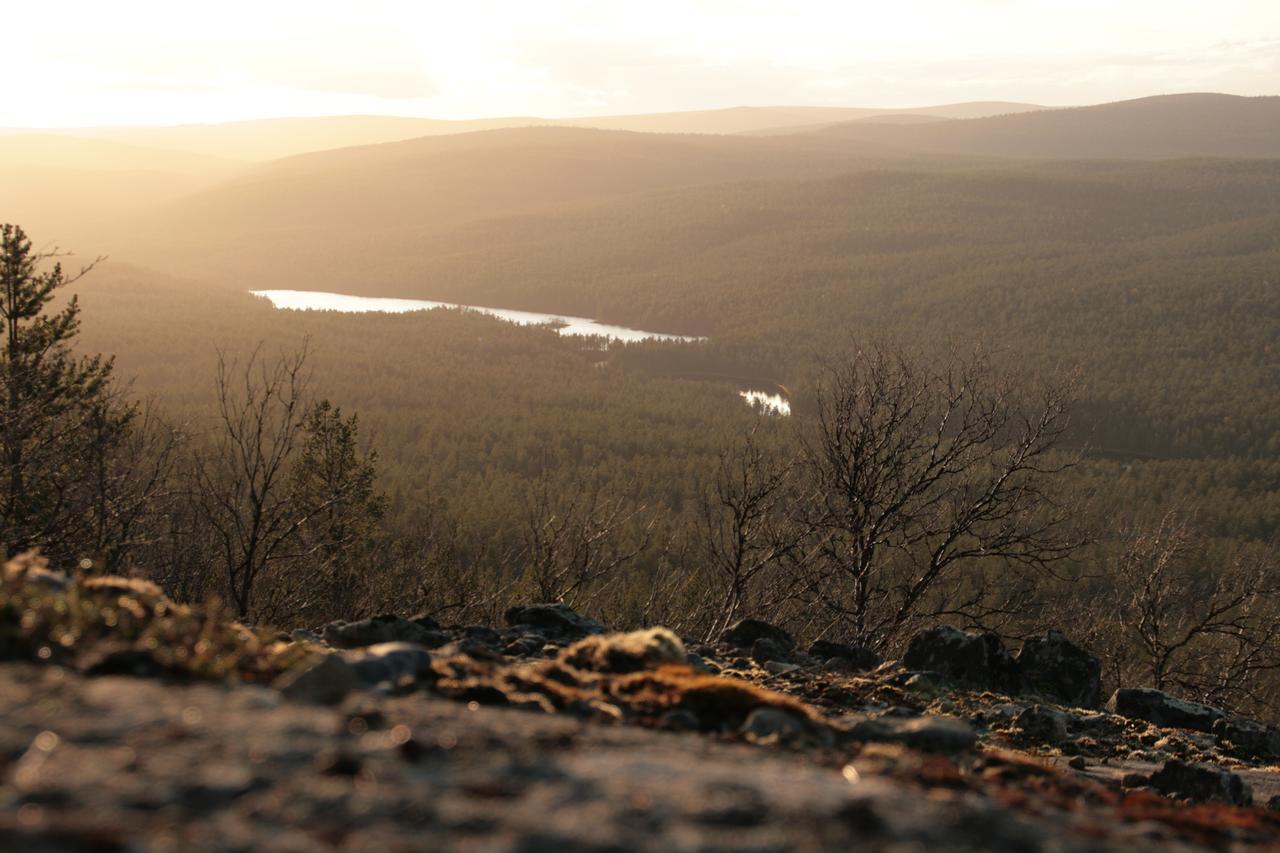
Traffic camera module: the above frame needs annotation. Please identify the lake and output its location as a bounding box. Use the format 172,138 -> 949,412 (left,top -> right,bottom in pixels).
740,390 -> 791,417
251,290 -> 705,344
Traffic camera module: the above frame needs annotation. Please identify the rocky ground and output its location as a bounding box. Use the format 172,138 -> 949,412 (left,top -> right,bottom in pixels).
5,558 -> 1280,850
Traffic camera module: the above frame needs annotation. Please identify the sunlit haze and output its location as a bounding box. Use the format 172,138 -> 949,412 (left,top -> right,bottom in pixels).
4,0 -> 1278,126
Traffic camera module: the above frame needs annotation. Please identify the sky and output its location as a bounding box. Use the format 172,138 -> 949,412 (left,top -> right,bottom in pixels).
3,0 -> 1278,127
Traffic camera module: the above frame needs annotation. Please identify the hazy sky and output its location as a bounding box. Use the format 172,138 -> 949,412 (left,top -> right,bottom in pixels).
5,0 -> 1279,126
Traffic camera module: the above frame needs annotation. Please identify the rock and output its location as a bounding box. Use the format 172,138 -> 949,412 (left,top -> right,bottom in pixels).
902,626 -> 1022,693
80,645 -> 174,679
1121,773 -> 1150,788
274,654 -> 360,705
1213,716 -> 1280,761
1015,630 -> 1102,708
341,642 -> 434,687
751,637 -> 792,666
504,604 -> 605,641
740,708 -> 809,744
460,625 -> 503,647
559,628 -> 686,674
1267,794 -> 1280,811
659,709 -> 701,731
1067,756 -> 1087,770
846,715 -> 977,754
322,615 -> 450,650
1106,688 -> 1224,733
1148,759 -> 1251,805
808,640 -> 881,672
1016,705 -> 1071,745
763,661 -> 800,676
2,552 -> 69,590
719,619 -> 794,651
409,613 -> 441,631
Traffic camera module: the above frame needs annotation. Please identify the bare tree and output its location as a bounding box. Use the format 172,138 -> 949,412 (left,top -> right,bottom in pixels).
194,343 -> 384,621
518,472 -> 653,606
1100,511 -> 1280,713
698,426 -> 804,640
797,344 -> 1081,650
77,395 -> 184,574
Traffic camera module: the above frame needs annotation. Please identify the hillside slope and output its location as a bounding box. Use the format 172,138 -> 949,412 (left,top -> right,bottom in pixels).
818,94 -> 1280,159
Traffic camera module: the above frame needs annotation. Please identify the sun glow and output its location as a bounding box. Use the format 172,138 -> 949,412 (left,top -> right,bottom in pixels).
2,0 -> 1277,126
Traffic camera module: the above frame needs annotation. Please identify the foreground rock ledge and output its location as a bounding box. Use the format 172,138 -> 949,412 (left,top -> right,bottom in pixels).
5,662 -> 1280,852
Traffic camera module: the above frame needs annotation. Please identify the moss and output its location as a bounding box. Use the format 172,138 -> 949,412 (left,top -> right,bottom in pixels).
1,554 -> 309,683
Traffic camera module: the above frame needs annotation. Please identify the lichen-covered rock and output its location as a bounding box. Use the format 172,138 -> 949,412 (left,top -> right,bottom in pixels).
559,628 -> 686,674
902,626 -> 1023,693
1016,630 -> 1101,708
808,640 -> 881,671
1107,688 -> 1224,733
504,604 -> 605,641
1149,759 -> 1252,805
720,619 -> 794,651
322,614 -> 450,650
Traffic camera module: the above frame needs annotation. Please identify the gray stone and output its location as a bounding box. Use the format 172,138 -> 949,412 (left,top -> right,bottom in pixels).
719,619 -> 794,651
1106,688 -> 1224,733
902,626 -> 1023,693
1016,705 -> 1071,745
751,637 -> 792,666
322,614 -> 450,650
274,654 -> 360,705
740,708 -> 809,743
342,642 -> 434,687
1213,716 -> 1280,761
808,640 -> 881,672
846,715 -> 977,754
763,661 -> 801,676
1016,630 -> 1102,708
1149,759 -> 1251,805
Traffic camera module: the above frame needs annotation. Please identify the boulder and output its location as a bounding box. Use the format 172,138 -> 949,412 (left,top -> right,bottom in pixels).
322,615 -> 450,650
808,640 -> 881,672
1149,759 -> 1251,806
1016,630 -> 1102,708
1106,688 -> 1224,733
504,604 -> 605,642
1213,716 -> 1280,761
902,626 -> 1022,693
719,619 -> 794,651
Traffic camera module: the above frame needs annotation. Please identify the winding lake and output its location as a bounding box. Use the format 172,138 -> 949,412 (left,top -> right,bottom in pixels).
252,289 -> 789,416
251,290 -> 705,344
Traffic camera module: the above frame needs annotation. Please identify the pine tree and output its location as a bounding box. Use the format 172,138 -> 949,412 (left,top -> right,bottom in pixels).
0,224 -> 122,561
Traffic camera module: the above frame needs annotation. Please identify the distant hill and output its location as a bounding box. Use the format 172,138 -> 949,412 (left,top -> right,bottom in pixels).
11,102 -> 1048,161
0,134 -> 244,238
109,124 -> 922,256
817,94 -> 1280,159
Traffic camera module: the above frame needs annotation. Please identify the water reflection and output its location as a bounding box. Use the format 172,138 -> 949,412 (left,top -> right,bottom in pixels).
251,289 -> 705,344
739,390 -> 791,417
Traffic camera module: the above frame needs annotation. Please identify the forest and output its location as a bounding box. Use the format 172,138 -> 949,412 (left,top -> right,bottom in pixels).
4,92 -> 1279,716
